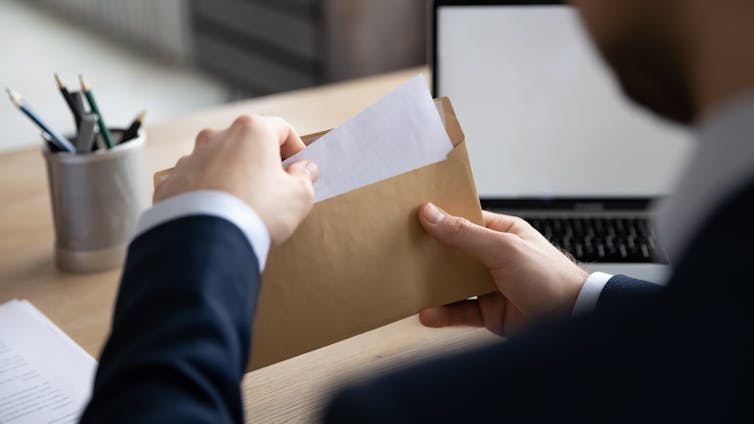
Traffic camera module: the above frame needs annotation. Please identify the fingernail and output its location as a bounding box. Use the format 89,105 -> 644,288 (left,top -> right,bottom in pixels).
423,203 -> 445,224
304,161 -> 318,181
419,308 -> 446,327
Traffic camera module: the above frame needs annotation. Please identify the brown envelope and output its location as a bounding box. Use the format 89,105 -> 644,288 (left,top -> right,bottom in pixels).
154,97 -> 496,371
248,97 -> 495,370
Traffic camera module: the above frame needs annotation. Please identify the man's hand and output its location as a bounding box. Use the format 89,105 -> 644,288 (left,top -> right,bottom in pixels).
154,115 -> 318,245
418,203 -> 589,336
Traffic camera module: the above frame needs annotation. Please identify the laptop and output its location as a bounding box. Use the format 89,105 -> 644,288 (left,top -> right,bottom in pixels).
432,0 -> 692,282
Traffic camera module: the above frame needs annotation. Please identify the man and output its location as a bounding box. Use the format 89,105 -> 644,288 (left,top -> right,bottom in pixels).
82,0 -> 754,422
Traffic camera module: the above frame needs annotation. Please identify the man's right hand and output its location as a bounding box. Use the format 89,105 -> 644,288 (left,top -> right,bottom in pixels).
154,115 -> 318,246
418,203 -> 590,336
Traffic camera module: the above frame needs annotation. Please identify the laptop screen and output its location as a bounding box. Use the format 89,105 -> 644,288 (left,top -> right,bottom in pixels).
435,4 -> 691,200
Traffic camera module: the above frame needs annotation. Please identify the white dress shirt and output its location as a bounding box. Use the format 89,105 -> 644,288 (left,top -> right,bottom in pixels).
134,91 -> 754,313
134,191 -> 270,271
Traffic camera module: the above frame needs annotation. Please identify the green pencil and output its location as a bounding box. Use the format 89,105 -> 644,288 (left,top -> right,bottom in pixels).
79,75 -> 115,149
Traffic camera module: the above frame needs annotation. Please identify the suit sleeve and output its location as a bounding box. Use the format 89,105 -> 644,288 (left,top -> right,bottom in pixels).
323,276 -> 669,423
80,215 -> 260,424
595,274 -> 663,314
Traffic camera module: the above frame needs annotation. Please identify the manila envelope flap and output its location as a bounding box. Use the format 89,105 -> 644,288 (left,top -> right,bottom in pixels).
250,97 -> 496,370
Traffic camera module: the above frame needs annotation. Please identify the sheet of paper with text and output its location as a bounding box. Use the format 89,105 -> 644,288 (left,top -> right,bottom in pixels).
0,300 -> 97,424
282,75 -> 454,203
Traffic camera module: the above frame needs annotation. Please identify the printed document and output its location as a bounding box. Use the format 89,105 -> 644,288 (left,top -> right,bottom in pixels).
0,300 -> 97,423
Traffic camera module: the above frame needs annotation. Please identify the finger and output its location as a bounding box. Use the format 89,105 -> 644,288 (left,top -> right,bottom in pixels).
482,211 -> 526,233
503,301 -> 526,335
419,299 -> 484,328
477,292 -> 508,336
193,128 -> 219,151
482,211 -> 542,239
152,182 -> 165,204
263,116 -> 307,159
420,203 -> 518,266
229,114 -> 255,133
286,160 -> 318,183
286,161 -> 318,207
174,155 -> 190,169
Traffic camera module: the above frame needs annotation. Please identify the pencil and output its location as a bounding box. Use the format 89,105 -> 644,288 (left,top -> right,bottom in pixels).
6,88 -> 76,153
54,73 -> 80,127
120,110 -> 146,143
79,75 -> 115,149
41,131 -> 62,153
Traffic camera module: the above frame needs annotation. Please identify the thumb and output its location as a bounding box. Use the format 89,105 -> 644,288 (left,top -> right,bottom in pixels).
419,203 -> 513,267
285,160 -> 318,209
286,160 -> 319,184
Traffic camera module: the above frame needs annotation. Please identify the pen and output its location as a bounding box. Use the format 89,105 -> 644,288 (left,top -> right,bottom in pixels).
70,91 -> 88,117
54,73 -> 81,127
76,114 -> 99,153
6,88 -> 76,153
120,111 -> 146,143
79,75 -> 115,149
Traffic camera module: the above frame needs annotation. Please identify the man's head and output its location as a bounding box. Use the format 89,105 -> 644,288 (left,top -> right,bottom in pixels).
570,0 -> 695,123
570,0 -> 754,124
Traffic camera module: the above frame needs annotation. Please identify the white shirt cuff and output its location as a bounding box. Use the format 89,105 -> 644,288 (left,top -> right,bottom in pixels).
572,272 -> 613,316
134,190 -> 270,271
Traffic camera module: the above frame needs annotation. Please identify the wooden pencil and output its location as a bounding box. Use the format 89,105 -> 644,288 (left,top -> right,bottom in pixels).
79,75 -> 115,149
6,87 -> 76,153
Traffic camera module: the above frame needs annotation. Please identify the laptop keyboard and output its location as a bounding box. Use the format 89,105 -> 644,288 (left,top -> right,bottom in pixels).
519,216 -> 667,263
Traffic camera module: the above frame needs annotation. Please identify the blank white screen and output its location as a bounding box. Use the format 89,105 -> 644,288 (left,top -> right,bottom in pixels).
437,5 -> 691,198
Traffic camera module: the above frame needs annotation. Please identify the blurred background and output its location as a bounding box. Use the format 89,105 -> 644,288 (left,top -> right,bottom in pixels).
0,0 -> 429,152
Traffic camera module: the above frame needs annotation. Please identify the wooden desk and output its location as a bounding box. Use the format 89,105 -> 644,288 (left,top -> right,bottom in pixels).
0,68 -> 498,423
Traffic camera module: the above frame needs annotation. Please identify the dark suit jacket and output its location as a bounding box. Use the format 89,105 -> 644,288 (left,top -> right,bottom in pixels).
82,181 -> 754,423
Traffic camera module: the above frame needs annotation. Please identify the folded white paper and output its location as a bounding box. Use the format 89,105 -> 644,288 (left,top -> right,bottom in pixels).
283,75 -> 454,203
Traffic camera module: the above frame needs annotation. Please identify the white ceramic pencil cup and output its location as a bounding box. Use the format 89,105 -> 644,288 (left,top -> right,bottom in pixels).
43,130 -> 149,273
